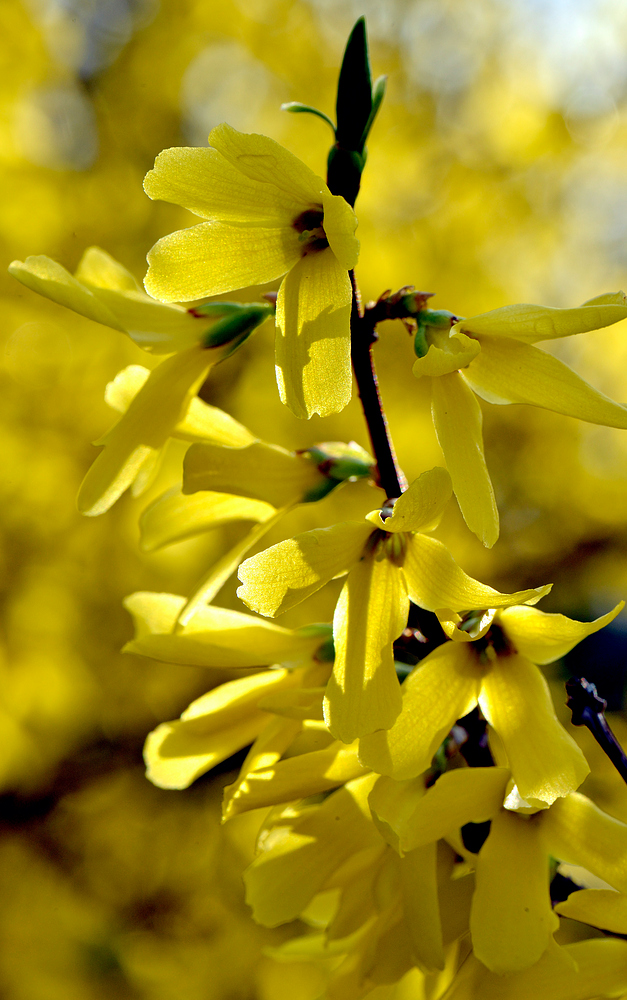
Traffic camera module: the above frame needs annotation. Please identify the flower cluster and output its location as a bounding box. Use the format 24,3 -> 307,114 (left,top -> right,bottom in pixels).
10,17 -> 627,1000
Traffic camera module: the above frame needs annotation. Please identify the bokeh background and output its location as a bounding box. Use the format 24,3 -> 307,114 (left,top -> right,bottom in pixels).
2,0 -> 627,996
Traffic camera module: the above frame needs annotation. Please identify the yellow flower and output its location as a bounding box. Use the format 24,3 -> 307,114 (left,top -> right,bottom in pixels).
8,245 -> 240,353
237,467 -> 550,744
370,767 -> 627,975
143,124 -> 360,418
360,601 -> 623,806
413,294 -> 627,547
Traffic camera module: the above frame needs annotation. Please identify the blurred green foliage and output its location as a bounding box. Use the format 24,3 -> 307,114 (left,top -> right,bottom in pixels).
3,0 -> 627,995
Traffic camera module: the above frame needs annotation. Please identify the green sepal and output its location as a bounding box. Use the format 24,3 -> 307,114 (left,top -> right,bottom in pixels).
202,302 -> 273,351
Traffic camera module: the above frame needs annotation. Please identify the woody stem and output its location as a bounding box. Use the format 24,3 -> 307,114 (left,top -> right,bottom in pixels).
349,270 -> 407,498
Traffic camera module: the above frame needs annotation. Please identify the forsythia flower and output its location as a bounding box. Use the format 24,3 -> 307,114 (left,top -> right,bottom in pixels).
413,294 -> 627,547
143,124 -> 360,419
237,467 -> 550,743
360,600 -> 623,806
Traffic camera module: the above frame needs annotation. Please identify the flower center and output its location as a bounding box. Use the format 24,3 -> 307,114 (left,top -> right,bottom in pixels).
292,207 -> 329,254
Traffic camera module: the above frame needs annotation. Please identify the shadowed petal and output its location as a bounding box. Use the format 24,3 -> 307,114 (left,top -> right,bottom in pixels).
555,889 -> 627,934
542,793 -> 627,893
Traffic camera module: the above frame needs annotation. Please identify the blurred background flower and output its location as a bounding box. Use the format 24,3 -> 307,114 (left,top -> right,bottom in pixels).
2,0 -> 627,995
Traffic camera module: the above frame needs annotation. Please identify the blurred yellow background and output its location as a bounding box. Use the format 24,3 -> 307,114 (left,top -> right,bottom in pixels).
2,0 -> 627,996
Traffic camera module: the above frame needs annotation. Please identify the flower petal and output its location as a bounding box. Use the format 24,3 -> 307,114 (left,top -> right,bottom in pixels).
324,554 -> 407,743
367,467 -> 452,533
478,653 -> 589,806
431,372 -> 499,548
237,521 -> 372,617
403,534 -> 551,612
9,255 -> 124,330
321,190 -> 359,270
542,792 -> 627,893
144,221 -> 301,303
401,768 -> 509,853
78,346 -> 213,516
471,810 -> 558,974
222,739 -> 368,817
175,398 -> 255,445
139,488 -> 276,552
412,330 -> 481,378
123,596 -> 320,668
358,642 -> 479,780
74,245 -> 140,290
499,602 -> 624,664
400,843 -> 445,972
183,439 -> 325,506
209,123 -> 325,205
464,336 -> 627,428
275,250 -> 352,418
144,143 -> 304,222
555,889 -> 627,935
456,295 -> 627,344
143,669 -> 295,789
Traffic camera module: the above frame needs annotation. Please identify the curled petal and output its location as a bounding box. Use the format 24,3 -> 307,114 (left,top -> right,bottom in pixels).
555,889 -> 627,935
542,793 -> 627,893
324,554 -> 407,743
275,250 -> 352,419
464,336 -> 627,428
431,372 -> 499,547
237,521 -> 372,617
321,190 -> 359,270
366,467 -> 452,533
455,295 -> 627,344
471,810 -> 558,974
499,602 -> 624,665
412,330 -> 481,378
9,254 -> 123,330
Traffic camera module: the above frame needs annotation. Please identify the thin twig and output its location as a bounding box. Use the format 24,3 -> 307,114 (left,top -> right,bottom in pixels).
566,677 -> 627,784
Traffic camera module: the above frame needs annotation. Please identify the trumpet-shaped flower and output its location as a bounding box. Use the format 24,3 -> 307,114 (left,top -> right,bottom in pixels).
143,124 -> 359,418
8,245 -> 259,353
413,294 -> 627,547
360,601 -> 623,806
237,467 -> 551,743
369,766 -> 627,974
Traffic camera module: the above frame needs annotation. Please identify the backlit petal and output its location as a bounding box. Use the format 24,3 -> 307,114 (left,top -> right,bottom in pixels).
358,642 -> 479,780
403,534 -> 551,612
9,255 -> 124,330
542,792 -> 627,893
175,397 -> 255,445
498,602 -> 624,664
324,555 -> 407,742
78,346 -> 212,515
367,467 -> 452,533
479,654 -> 589,805
555,889 -> 627,934
321,190 -> 359,269
471,810 -> 558,974
237,521 -> 372,617
464,336 -> 627,428
275,250 -> 352,418
431,372 -> 499,548
455,295 -> 627,343
145,220 -> 301,303
139,488 -> 275,551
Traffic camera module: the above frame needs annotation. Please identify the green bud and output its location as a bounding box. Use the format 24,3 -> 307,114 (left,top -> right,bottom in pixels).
302,440 -> 374,481
336,17 -> 373,151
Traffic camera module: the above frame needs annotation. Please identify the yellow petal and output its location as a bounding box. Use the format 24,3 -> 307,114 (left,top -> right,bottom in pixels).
123,595 -> 320,668
174,398 -> 255,446
78,346 -> 213,516
358,642 -> 479,780
243,774 -> 379,927
175,508 -> 287,627
368,774 -> 427,854
456,296 -> 627,343
321,190 -> 359,270
499,602 -> 624,664
275,250 -> 352,419
324,555 -> 407,743
437,608 -> 497,643
542,792 -> 627,893
223,739 -> 368,817
412,330 -> 480,378
183,439 -> 325,506
366,466 -> 452,533
555,889 -> 627,934
104,366 -> 149,413
9,255 -> 124,330
400,843 -> 445,972
144,143 -> 304,222
237,521 -> 372,617
145,220 -> 301,303
209,123 -> 325,205
403,534 -> 551,612
464,336 -> 627,428
443,938 -> 627,1000
74,245 -> 140,290
144,668 -> 296,789
256,687 -> 326,721
478,653 -> 589,806
471,810 -> 558,974
139,488 -> 276,551
397,767 -> 509,853
431,372 -> 499,548
234,714 -> 302,788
